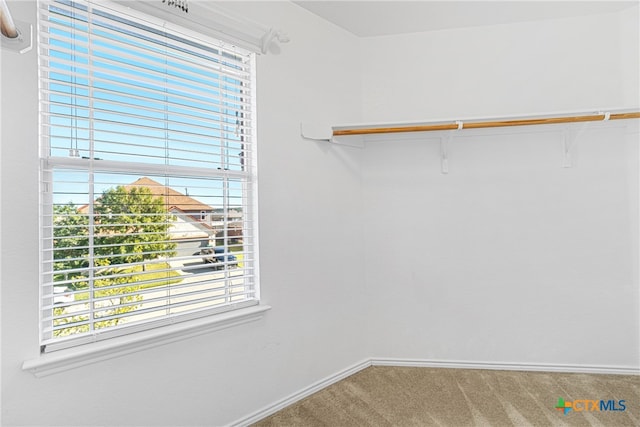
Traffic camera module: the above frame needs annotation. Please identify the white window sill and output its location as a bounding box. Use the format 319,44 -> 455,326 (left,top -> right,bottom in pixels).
23,304 -> 271,378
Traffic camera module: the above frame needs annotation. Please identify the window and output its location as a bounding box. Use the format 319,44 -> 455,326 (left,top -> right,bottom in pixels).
38,0 -> 258,352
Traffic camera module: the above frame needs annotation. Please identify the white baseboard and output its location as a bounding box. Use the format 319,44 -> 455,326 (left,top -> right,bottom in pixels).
230,359 -> 372,427
230,357 -> 639,426
371,357 -> 640,376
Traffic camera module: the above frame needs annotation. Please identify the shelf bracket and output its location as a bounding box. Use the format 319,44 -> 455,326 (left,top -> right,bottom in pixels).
440,121 -> 463,174
300,122 -> 331,142
440,136 -> 450,174
561,111 -> 612,168
561,121 -> 590,168
300,123 -> 364,148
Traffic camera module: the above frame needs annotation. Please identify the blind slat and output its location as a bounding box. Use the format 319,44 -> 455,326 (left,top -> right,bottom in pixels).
42,90 -> 253,129
40,64 -> 251,112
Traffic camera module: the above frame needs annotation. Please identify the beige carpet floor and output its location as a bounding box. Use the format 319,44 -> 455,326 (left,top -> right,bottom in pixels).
253,366 -> 639,426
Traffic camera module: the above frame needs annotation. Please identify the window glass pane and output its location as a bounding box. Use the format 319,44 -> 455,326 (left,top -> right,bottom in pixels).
47,170 -> 254,338
42,0 -> 252,169
40,0 -> 257,350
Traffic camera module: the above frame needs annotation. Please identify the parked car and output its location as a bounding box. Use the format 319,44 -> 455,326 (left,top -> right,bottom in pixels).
53,285 -> 75,304
200,246 -> 238,268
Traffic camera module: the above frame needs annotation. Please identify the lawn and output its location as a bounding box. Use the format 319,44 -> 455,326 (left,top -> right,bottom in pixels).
229,245 -> 244,268
138,262 -> 183,289
73,262 -> 183,301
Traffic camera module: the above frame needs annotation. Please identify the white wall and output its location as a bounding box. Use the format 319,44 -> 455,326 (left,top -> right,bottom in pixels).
2,2 -> 639,426
361,7 -> 640,368
1,2 -> 365,426
360,8 -> 639,122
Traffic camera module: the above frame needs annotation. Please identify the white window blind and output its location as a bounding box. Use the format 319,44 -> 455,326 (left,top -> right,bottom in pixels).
38,0 -> 258,352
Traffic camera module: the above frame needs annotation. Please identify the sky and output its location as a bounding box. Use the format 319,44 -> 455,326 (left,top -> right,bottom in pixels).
45,0 -> 251,210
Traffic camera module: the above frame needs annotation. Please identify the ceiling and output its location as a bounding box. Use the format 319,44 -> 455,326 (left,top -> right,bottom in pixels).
293,1 -> 639,37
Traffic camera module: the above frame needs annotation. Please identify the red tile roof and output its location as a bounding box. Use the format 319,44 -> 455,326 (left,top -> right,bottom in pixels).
78,177 -> 214,213
126,177 -> 214,212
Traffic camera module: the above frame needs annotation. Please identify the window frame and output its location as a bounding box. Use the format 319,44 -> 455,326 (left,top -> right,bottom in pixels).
36,0 -> 263,355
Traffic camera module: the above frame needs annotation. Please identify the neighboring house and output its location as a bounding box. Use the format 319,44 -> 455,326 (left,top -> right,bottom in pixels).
127,176 -> 215,224
78,177 -> 243,255
129,178 -> 244,240
211,208 -> 244,239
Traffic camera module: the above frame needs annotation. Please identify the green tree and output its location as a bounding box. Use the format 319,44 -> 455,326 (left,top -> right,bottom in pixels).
53,272 -> 143,337
53,185 -> 177,272
93,186 -> 176,265
52,185 -> 178,336
53,203 -> 90,276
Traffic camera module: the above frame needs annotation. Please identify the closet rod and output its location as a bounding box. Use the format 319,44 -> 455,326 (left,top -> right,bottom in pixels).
333,111 -> 640,137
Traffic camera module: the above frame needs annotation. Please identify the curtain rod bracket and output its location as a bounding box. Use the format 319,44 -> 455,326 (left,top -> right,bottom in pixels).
261,28 -> 290,54
0,20 -> 32,53
1,0 -> 32,53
